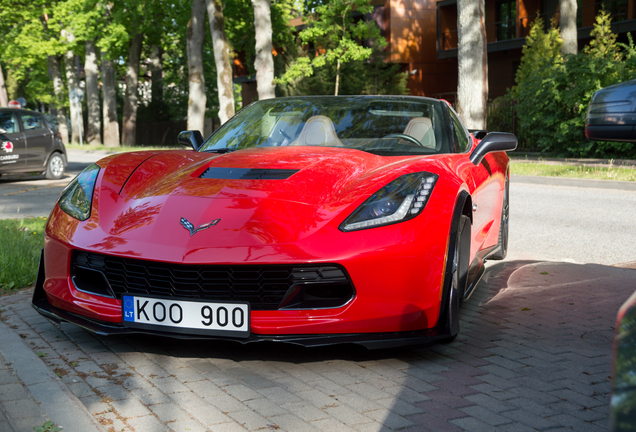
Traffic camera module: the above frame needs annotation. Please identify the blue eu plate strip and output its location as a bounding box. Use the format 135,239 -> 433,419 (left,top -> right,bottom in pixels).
122,295 -> 135,322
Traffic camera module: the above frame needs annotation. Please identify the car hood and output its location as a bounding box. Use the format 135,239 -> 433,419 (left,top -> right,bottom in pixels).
75,147 -> 449,259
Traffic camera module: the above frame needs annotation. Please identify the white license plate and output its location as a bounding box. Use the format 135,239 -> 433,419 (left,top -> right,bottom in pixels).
122,295 -> 250,338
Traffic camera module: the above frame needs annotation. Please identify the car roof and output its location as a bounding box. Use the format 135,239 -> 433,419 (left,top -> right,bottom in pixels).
0,108 -> 45,116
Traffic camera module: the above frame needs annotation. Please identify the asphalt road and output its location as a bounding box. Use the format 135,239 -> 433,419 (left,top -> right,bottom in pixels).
1,149 -> 635,266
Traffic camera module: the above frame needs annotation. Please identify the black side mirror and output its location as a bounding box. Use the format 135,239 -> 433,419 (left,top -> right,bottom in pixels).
470,132 -> 517,165
585,79 -> 636,143
177,130 -> 204,150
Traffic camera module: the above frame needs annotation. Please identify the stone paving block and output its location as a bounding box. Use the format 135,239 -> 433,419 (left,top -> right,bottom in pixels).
130,387 -> 171,406
346,383 -> 390,401
282,402 -> 329,422
450,416 -> 499,432
325,405 -> 374,426
415,400 -> 468,421
311,379 -> 353,396
11,416 -> 52,432
476,373 -> 517,390
1,399 -> 42,419
0,383 -> 28,401
506,397 -> 559,417
67,380 -> 95,398
110,396 -> 153,418
268,413 -> 318,432
463,393 -> 514,413
459,405 -> 512,426
190,403 -> 232,425
168,418 -> 208,432
95,384 -> 132,402
258,386 -> 302,405
244,397 -> 288,417
374,397 -> 423,416
93,411 -> 128,431
548,388 -> 606,408
549,413 -> 606,432
204,393 -> 249,413
501,409 -> 560,431
419,390 -> 476,408
150,402 -> 192,423
365,408 -> 415,429
222,384 -> 262,402
186,379 -> 225,398
126,414 -> 170,432
78,394 -> 110,415
311,417 -> 358,432
548,401 -> 608,422
275,376 -> 315,393
228,408 -> 271,431
150,376 -> 190,393
409,413 -> 463,431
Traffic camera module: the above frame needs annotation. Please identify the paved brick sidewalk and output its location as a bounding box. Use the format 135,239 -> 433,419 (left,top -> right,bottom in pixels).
1,258 -> 634,431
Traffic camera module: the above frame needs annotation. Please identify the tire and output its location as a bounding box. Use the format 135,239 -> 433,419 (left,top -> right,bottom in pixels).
45,152 -> 66,180
491,177 -> 509,260
440,214 -> 471,343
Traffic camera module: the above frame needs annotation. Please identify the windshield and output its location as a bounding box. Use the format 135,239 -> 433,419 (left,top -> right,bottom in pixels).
199,96 -> 452,156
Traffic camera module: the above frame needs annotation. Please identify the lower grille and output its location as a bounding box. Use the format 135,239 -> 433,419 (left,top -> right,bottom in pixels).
72,251 -> 353,311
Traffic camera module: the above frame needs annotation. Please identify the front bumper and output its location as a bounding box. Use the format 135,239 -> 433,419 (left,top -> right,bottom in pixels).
31,251 -> 450,349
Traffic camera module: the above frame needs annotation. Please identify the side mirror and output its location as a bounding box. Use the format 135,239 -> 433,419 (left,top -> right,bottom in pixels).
585,79 -> 636,143
469,130 -> 489,140
177,130 -> 204,150
470,132 -> 517,165
0,128 -> 6,135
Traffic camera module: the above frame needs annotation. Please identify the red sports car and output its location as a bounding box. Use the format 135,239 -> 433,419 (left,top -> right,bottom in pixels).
32,96 -> 516,349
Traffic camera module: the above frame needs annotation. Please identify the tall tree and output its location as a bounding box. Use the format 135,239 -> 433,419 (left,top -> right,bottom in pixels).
187,0 -> 207,132
101,56 -> 120,147
206,0 -> 235,125
252,0 -> 275,100
49,56 -> 70,145
85,40 -> 101,144
277,0 -> 385,96
560,0 -> 578,56
64,37 -> 83,144
150,44 -> 164,106
122,33 -> 143,145
0,62 -> 8,107
457,0 -> 488,129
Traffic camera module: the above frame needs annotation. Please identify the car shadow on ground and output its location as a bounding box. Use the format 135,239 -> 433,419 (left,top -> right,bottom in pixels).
3,259 -> 633,430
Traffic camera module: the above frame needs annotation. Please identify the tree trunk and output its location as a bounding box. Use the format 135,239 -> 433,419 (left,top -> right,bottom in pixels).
335,59 -> 341,96
0,62 -> 8,107
150,44 -> 163,104
252,0 -> 276,100
101,56 -> 120,147
187,0 -> 207,132
48,56 -> 69,145
65,50 -> 83,144
122,33 -> 143,146
206,0 -> 235,125
560,0 -> 578,55
457,0 -> 488,129
85,40 -> 101,144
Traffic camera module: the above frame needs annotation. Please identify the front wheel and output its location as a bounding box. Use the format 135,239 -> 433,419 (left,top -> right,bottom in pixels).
45,152 -> 66,180
439,214 -> 471,343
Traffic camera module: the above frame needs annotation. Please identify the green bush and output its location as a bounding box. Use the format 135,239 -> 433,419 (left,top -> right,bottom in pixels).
512,11 -> 636,158
0,218 -> 47,294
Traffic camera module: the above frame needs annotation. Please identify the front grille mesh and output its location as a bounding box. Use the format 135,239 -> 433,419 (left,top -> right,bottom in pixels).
72,251 -> 351,310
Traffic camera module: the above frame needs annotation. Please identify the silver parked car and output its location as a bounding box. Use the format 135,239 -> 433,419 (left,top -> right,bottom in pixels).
0,108 -> 67,179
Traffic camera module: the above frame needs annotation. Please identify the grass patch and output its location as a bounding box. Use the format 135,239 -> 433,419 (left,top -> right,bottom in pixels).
0,217 -> 47,294
65,144 -> 181,152
511,162 -> 636,181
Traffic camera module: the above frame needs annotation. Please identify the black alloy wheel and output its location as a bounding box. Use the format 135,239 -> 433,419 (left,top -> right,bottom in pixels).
440,214 -> 471,343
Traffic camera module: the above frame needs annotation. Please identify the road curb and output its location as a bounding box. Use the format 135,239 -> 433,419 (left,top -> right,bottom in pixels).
0,320 -> 106,432
512,174 -> 636,191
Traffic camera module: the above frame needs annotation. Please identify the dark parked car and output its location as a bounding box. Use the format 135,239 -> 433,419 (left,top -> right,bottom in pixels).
0,108 -> 67,179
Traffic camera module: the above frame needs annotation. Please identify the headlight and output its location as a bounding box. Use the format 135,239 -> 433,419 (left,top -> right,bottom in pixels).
58,164 -> 100,221
340,172 -> 438,232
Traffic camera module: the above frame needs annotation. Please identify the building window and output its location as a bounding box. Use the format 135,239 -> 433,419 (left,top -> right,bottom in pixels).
603,0 -> 629,22
496,0 -> 517,41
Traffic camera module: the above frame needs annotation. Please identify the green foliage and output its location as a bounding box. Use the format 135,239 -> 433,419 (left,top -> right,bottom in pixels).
33,421 -> 63,432
512,11 -> 636,158
277,0 -> 387,93
279,47 -> 408,96
0,218 -> 47,294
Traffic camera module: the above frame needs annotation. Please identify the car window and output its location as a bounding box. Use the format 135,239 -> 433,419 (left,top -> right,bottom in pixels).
448,109 -> 470,153
21,113 -> 43,131
0,112 -> 19,134
199,97 -> 453,156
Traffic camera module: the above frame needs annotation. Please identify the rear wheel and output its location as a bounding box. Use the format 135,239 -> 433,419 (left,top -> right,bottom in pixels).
45,152 -> 66,180
491,177 -> 509,260
440,215 -> 471,343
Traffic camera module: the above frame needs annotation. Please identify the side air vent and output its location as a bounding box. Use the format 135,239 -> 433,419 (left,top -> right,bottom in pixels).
200,167 -> 299,180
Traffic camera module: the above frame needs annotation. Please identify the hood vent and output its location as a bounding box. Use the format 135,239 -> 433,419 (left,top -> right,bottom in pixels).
200,167 -> 299,180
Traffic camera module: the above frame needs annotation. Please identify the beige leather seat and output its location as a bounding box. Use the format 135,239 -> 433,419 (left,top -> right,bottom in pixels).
290,115 -> 343,147
403,117 -> 435,149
